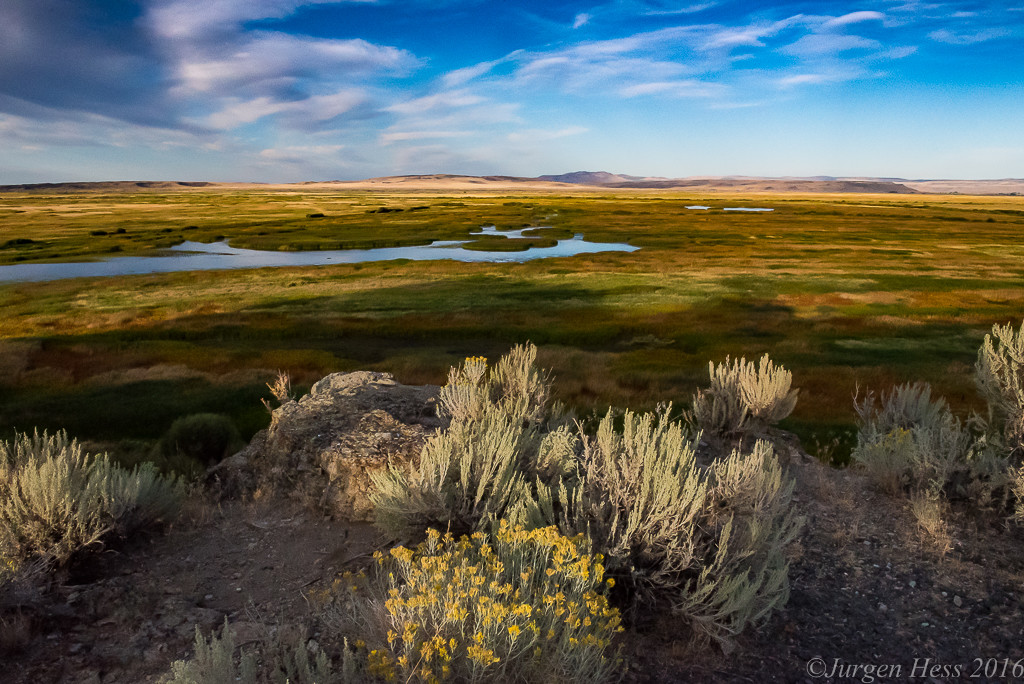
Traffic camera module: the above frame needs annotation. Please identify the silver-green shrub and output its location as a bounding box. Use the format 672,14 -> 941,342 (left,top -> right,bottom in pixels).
1012,466 -> 1024,524
0,430 -> 182,582
854,382 -> 948,436
851,383 -> 999,500
437,346 -> 558,428
371,410 -> 533,537
682,440 -> 801,644
164,620 -> 259,684
372,347 -> 800,647
164,619 -> 347,684
371,344 -> 571,538
552,408 -> 707,602
976,320 -> 1024,460
688,354 -> 798,446
544,408 -> 800,647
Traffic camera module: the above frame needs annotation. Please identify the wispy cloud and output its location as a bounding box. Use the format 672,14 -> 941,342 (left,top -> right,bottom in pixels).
379,130 -> 472,144
387,90 -> 486,115
928,28 -> 1011,45
618,79 -> 727,97
206,89 -> 368,130
822,11 -> 885,29
782,34 -> 881,57
506,126 -> 587,143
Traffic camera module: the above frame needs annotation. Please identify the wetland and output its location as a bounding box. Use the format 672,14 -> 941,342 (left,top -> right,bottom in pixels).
1,186 -> 1022,463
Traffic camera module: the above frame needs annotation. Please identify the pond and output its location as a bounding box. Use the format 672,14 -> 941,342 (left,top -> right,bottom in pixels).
0,227 -> 639,283
685,206 -> 774,212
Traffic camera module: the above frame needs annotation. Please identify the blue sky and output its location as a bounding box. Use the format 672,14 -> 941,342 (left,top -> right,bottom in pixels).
1,0 -> 1021,183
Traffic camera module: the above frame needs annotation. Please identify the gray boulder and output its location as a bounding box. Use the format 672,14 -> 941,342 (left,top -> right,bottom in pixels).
210,371 -> 441,521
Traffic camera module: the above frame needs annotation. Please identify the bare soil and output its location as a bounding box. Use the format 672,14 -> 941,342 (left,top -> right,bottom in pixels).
6,454 -> 1024,683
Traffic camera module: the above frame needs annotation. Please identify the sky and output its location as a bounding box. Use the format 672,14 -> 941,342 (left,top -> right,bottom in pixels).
1,1 -> 1022,183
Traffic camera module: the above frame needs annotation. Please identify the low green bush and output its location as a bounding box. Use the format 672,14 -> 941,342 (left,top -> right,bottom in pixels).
0,430 -> 182,585
156,413 -> 241,474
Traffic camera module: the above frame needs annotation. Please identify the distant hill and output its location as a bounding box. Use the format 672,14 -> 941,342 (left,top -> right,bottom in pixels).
535,172 -> 918,194
536,171 -> 664,185
0,181 -> 220,193
2,174 -> 1021,195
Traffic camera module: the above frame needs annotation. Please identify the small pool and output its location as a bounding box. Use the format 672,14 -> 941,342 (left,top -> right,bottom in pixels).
0,227 -> 639,283
685,206 -> 774,212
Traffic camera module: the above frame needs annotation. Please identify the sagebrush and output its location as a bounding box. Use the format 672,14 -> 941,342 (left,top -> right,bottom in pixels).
852,383 -> 979,497
0,430 -> 182,585
164,619 -> 345,684
371,345 -> 800,648
370,346 -> 572,538
976,320 -> 1024,461
541,408 -> 800,646
688,354 -> 798,446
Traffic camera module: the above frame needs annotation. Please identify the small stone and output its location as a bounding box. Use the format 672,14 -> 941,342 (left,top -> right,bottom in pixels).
920,622 -> 929,627
954,595 -> 963,607
878,603 -> 888,612
204,594 -> 214,601
78,671 -> 102,684
909,580 -> 917,588
158,613 -> 185,630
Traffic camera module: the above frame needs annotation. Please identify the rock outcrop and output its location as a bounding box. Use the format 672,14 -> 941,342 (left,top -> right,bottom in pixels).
210,371 -> 441,521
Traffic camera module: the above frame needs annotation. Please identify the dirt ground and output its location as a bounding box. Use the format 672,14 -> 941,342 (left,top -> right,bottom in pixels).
6,453 -> 1024,683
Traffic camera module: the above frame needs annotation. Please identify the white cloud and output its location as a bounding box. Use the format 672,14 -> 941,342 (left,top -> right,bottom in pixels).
929,28 -> 1011,45
875,45 -> 917,59
379,130 -> 471,144
441,60 -> 504,88
619,79 -> 726,97
387,90 -> 486,115
172,33 -> 414,95
145,0 -> 369,40
506,126 -> 587,143
782,34 -> 881,57
573,13 -> 591,29
822,11 -> 885,29
644,3 -> 718,17
206,89 -> 366,129
777,72 -> 841,87
258,144 -> 345,161
142,0 -> 417,138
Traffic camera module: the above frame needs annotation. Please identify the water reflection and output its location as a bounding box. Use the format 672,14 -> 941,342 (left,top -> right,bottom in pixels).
0,227 -> 639,283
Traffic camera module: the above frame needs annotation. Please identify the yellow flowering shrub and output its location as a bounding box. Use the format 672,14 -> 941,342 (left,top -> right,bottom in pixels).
316,521 -> 623,683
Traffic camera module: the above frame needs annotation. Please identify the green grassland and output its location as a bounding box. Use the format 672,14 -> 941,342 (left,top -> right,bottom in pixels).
1,188 -> 1022,463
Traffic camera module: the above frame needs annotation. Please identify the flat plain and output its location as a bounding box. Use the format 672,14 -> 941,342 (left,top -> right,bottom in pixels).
2,183 -> 1023,462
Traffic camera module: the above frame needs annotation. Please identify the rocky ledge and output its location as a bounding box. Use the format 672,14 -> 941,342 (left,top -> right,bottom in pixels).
210,371 -> 442,520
